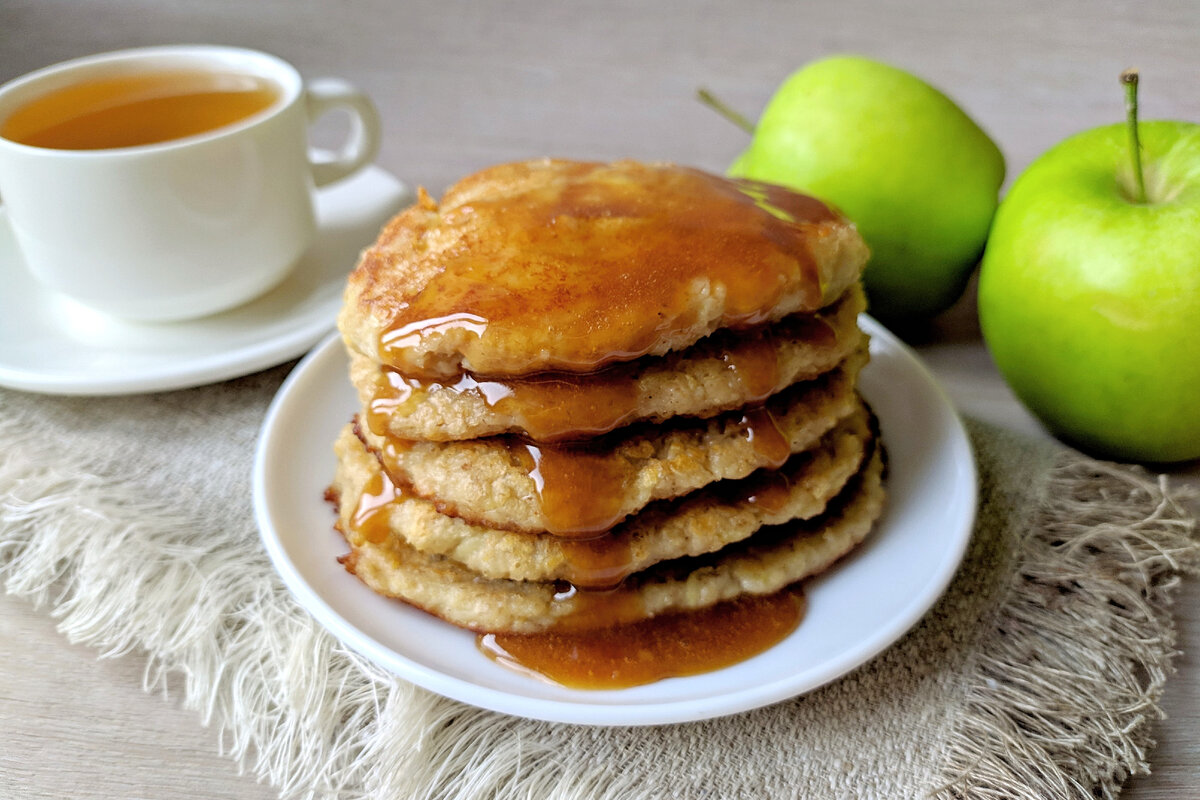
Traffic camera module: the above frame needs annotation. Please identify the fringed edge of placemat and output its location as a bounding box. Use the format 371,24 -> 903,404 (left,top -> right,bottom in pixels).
0,440 -> 410,800
934,455 -> 1199,800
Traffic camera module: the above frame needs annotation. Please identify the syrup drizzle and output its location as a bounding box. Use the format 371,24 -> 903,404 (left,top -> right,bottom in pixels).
517,443 -> 631,537
557,538 -> 635,590
350,471 -> 402,545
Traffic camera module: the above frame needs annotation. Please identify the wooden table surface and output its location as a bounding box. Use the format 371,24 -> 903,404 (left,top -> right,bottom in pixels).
2,1 -> 1198,797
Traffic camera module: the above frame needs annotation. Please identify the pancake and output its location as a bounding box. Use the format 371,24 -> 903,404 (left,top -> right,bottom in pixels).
351,283 -> 866,444
358,350 -> 867,535
335,442 -> 886,634
331,405 -> 872,588
339,159 -> 870,380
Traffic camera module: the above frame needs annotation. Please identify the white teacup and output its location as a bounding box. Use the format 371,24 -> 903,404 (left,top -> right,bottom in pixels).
0,45 -> 381,322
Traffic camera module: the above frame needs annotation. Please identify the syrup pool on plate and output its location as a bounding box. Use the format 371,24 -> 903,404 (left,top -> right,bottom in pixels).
478,586 -> 808,690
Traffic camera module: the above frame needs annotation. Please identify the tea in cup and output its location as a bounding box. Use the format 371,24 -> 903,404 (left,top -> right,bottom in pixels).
0,45 -> 382,321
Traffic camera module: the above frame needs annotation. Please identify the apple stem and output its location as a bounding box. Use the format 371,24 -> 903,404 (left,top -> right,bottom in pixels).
696,88 -> 756,135
1121,69 -> 1148,204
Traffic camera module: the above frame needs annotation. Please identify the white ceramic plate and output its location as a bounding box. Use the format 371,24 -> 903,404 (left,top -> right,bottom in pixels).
253,319 -> 977,726
0,165 -> 411,395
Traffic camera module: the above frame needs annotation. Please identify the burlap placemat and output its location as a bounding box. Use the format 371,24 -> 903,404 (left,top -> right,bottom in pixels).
1,366 -> 1196,800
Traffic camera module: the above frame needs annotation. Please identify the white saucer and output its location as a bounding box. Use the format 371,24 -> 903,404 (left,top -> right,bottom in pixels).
253,319 -> 977,726
0,165 -> 412,395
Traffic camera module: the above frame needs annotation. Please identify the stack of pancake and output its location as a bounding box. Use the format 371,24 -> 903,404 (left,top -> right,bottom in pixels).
329,158 -> 885,642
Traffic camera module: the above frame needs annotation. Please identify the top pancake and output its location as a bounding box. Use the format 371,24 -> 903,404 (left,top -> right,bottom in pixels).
340,159 -> 870,379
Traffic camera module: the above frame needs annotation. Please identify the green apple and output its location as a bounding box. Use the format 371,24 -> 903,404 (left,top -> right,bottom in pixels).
978,77 -> 1200,462
727,55 -> 1005,322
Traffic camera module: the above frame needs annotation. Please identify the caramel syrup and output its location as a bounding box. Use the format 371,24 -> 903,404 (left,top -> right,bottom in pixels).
557,537 -> 635,590
743,472 -> 797,515
517,443 -> 630,536
370,161 -> 842,378
737,406 -> 792,468
478,585 -> 807,689
722,330 -> 782,400
1,70 -> 279,150
350,471 -> 402,545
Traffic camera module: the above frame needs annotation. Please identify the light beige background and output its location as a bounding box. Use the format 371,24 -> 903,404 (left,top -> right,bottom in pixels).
1,1 -> 1198,797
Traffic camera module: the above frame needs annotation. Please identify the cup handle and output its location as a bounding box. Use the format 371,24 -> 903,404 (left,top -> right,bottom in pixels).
305,77 -> 382,187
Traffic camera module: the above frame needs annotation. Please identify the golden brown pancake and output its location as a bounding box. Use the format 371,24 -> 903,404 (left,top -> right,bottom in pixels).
357,351 -> 866,535
339,159 -> 870,380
